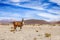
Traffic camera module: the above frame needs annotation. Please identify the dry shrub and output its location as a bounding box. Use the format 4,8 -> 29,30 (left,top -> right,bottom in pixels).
39,27 -> 41,30
10,29 -> 15,32
45,33 -> 51,37
51,24 -> 56,26
58,24 -> 60,26
38,34 -> 41,36
37,24 -> 40,26
33,24 -> 35,26
1,39 -> 5,40
11,27 -> 13,29
36,30 -> 38,32
33,37 -> 37,40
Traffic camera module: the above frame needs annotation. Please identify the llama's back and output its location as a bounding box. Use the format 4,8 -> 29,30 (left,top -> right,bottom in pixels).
13,21 -> 22,26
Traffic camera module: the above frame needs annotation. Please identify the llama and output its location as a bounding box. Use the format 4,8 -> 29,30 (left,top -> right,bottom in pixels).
12,18 -> 24,31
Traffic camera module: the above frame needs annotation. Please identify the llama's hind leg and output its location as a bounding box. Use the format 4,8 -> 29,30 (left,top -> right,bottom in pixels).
10,26 -> 17,32
19,26 -> 22,31
14,25 -> 17,31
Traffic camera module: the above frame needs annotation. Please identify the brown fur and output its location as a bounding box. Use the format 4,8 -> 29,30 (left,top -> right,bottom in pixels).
13,18 -> 24,31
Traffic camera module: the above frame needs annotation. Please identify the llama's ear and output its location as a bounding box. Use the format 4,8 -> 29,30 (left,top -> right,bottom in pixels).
22,18 -> 24,20
22,18 -> 24,21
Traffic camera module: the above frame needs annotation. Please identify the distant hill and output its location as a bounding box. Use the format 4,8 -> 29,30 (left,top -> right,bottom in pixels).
24,19 -> 49,25
0,19 -> 14,25
0,19 -> 60,25
50,21 -> 60,24
56,21 -> 60,24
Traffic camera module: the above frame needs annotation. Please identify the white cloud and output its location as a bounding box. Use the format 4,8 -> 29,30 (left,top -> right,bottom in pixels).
10,0 -> 20,2
10,0 -> 29,2
0,17 -> 11,19
0,0 -> 60,21
47,9 -> 60,15
11,13 -> 21,17
50,0 -> 60,5
0,11 -> 22,20
11,0 -> 60,15
0,17 -> 21,21
37,12 -> 60,21
13,4 -> 46,11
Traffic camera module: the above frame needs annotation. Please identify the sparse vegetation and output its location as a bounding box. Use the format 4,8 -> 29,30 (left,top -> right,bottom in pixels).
11,27 -> 13,29
10,29 -> 15,32
45,33 -> 51,37
37,24 -> 40,26
0,23 -> 60,40
33,37 -> 37,40
36,30 -> 38,32
0,39 -> 5,40
38,34 -> 41,36
32,24 -> 35,26
51,24 -> 56,26
58,24 -> 60,26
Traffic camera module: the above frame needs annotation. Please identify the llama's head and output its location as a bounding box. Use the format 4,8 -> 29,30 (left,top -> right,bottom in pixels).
22,18 -> 24,25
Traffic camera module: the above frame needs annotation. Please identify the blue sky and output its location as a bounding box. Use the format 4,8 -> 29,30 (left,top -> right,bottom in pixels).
0,0 -> 60,21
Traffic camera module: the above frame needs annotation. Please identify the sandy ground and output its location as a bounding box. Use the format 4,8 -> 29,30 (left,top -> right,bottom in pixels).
0,24 -> 60,40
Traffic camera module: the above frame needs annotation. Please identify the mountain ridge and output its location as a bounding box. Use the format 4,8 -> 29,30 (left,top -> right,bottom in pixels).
0,19 -> 60,25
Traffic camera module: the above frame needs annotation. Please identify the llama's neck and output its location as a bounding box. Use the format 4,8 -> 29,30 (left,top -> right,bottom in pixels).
22,18 -> 24,24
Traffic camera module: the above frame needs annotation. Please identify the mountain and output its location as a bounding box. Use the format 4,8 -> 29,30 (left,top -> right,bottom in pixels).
56,21 -> 60,24
0,19 -> 60,25
0,19 -> 14,25
24,19 -> 49,25
0,19 -> 49,25
50,21 -> 60,24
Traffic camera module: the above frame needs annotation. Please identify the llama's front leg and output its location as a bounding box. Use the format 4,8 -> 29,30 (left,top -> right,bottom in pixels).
20,26 -> 22,29
14,26 -> 17,31
19,26 -> 22,31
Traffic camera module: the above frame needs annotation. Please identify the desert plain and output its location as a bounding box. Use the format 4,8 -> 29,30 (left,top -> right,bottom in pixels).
0,24 -> 60,40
